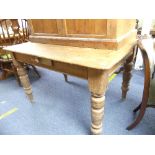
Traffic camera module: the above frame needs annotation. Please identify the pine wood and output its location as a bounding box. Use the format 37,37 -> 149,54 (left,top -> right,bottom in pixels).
29,19 -> 136,50
3,19 -> 137,134
88,69 -> 108,134
4,42 -> 135,70
3,41 -> 136,134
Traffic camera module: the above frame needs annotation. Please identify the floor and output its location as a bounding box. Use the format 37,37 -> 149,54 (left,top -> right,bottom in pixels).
0,67 -> 155,135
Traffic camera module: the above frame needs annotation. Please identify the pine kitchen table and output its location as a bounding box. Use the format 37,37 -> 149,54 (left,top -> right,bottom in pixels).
3,40 -> 136,135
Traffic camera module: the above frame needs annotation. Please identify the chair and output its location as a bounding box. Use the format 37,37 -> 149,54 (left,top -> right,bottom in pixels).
0,19 -> 40,84
127,38 -> 155,130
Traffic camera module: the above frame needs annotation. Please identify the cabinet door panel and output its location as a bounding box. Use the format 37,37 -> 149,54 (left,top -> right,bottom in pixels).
65,19 -> 107,36
31,19 -> 58,34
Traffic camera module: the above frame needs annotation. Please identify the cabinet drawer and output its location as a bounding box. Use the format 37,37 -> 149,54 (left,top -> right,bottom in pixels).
14,53 -> 39,64
14,53 -> 52,67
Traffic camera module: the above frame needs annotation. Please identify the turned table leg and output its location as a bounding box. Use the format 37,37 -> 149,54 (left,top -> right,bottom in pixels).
12,55 -> 33,102
63,74 -> 68,82
88,69 -> 108,135
121,53 -> 134,99
91,93 -> 105,135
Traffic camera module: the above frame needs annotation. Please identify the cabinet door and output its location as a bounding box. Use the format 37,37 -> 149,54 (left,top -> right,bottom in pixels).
31,19 -> 59,34
65,19 -> 107,38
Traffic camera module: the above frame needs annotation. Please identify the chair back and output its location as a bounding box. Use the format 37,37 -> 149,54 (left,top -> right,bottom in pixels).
0,19 -> 29,47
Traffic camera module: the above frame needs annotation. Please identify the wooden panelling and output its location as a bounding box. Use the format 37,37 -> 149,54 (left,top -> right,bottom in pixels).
65,19 -> 107,37
56,20 -> 67,35
106,19 -> 117,38
28,19 -> 136,50
29,35 -> 118,49
31,19 -> 58,34
29,29 -> 136,50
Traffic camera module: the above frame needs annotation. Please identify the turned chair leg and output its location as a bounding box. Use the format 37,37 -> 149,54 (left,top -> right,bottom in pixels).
127,101 -> 147,130
31,65 -> 41,78
133,103 -> 141,113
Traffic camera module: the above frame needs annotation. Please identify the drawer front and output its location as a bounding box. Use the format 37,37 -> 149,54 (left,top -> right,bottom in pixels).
13,53 -> 88,79
14,53 -> 40,65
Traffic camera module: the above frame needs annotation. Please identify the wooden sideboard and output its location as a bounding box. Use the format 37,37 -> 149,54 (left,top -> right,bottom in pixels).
3,19 -> 137,134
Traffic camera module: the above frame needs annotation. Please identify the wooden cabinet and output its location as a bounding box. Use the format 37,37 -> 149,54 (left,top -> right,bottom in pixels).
30,19 -> 58,34
28,19 -> 136,50
63,20 -> 107,37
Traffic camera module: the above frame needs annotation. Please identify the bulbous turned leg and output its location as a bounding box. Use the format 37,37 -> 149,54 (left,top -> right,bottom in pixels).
12,63 -> 21,86
121,53 -> 134,99
12,56 -> 33,102
88,69 -> 108,135
91,93 -> 105,135
17,67 -> 33,102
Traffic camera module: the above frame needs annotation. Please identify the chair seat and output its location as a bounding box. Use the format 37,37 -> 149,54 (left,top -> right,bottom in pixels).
0,54 -> 12,62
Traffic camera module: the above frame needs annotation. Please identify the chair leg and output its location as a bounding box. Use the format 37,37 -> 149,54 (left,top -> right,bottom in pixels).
133,103 -> 141,113
126,100 -> 147,130
63,74 -> 68,82
31,65 -> 41,78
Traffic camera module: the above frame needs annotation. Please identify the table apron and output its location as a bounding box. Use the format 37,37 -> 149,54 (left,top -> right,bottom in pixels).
13,53 -> 88,79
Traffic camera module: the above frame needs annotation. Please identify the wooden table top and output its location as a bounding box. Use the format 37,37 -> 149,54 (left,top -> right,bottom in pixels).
3,41 -> 135,70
